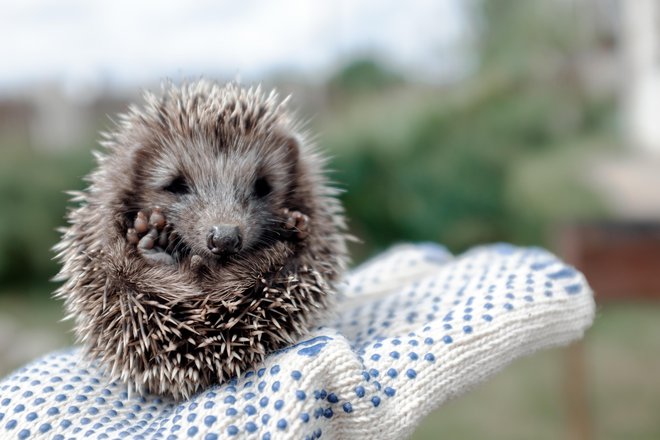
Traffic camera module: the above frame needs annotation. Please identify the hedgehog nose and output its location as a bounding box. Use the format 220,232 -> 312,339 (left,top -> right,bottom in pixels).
207,225 -> 242,255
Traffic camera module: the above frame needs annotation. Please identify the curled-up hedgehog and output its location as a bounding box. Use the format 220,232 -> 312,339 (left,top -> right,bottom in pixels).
53,81 -> 349,399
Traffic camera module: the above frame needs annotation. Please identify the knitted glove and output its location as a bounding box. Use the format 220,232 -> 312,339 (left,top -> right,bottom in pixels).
0,243 -> 595,440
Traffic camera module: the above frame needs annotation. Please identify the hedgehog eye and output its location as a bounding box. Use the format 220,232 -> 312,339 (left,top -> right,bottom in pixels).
253,177 -> 272,198
164,175 -> 189,195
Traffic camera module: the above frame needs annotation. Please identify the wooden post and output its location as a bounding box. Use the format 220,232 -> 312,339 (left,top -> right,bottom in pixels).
565,342 -> 592,440
557,224 -> 592,440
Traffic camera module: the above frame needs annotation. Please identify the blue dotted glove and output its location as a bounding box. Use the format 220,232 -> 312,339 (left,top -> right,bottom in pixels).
0,243 -> 595,440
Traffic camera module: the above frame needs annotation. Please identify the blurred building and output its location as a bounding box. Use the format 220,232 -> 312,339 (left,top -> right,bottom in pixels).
588,0 -> 660,219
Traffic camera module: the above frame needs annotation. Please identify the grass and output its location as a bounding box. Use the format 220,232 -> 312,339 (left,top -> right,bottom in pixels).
0,295 -> 658,439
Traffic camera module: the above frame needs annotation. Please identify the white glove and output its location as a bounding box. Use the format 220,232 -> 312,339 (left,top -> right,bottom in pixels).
0,243 -> 595,440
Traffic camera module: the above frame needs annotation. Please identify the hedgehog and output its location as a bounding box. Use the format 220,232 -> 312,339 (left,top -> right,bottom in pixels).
53,81 -> 349,399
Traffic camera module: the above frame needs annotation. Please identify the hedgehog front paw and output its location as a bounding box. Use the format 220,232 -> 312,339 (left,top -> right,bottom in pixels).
126,207 -> 175,265
282,208 -> 309,240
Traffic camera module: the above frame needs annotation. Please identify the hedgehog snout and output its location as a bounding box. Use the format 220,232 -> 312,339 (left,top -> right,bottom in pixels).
207,224 -> 242,256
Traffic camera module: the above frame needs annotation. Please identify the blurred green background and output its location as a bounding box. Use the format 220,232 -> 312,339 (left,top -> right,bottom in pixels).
1,1 -> 659,439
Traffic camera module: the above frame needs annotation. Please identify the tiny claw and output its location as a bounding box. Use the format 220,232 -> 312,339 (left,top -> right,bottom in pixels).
138,228 -> 158,250
134,211 -> 149,234
190,254 -> 204,272
126,228 -> 139,245
282,209 -> 310,240
158,228 -> 169,248
294,212 -> 309,230
150,207 -> 166,230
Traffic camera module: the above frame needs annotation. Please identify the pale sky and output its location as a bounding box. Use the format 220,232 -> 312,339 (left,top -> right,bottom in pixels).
0,0 -> 472,94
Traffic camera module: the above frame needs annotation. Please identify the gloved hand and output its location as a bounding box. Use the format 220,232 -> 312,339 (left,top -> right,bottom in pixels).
0,243 -> 595,440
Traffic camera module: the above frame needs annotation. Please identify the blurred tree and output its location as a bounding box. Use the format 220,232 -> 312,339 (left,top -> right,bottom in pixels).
0,149 -> 92,292
326,0 -> 614,261
328,58 -> 404,94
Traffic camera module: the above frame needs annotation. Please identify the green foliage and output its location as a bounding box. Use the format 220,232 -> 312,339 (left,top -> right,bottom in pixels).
0,148 -> 92,290
322,0 -> 615,260
328,58 -> 404,94
329,74 -> 612,260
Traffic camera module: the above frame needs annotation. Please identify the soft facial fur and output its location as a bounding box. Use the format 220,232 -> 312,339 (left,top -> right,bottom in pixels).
54,81 -> 349,399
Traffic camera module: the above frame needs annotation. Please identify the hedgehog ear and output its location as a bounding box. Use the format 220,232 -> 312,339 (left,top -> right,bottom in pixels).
272,129 -> 300,166
283,134 -> 301,165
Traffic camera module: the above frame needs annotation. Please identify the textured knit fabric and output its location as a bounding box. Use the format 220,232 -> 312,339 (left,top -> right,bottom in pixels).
0,243 -> 595,440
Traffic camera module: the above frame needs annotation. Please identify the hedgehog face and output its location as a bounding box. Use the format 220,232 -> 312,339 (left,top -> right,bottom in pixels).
128,132 -> 299,261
